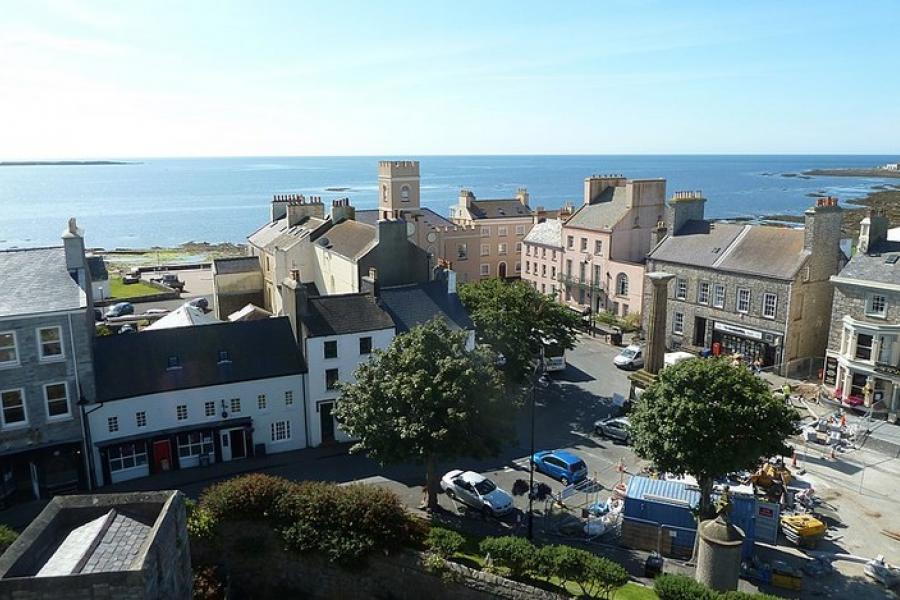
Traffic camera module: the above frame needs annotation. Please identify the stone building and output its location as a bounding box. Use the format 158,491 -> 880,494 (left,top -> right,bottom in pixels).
210,256 -> 265,320
645,195 -> 844,375
0,219 -> 97,507
0,491 -> 191,600
559,175 -> 667,318
823,211 -> 900,419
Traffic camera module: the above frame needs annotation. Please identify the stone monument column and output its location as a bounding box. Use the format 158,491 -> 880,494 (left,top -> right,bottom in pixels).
644,272 -> 674,375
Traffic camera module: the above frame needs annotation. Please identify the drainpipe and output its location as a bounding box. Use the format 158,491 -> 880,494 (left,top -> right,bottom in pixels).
301,338 -> 311,447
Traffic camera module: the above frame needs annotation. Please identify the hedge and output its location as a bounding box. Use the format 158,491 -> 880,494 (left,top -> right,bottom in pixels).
426,527 -> 465,558
0,526 -> 17,554
654,574 -> 779,600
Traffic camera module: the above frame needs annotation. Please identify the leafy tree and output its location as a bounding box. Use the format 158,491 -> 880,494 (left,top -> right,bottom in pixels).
535,545 -> 628,599
629,358 -> 798,517
478,536 -> 536,579
459,278 -> 580,382
653,574 -> 717,600
334,318 -> 512,510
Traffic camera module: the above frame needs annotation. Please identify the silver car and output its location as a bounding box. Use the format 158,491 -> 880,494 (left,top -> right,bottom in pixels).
440,470 -> 514,516
594,416 -> 631,443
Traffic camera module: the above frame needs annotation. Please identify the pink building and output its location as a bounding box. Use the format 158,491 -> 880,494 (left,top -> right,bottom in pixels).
521,219 -> 564,299
558,175 -> 667,318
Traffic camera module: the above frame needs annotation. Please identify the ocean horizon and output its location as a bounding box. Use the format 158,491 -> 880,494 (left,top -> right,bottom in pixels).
1,154 -> 897,250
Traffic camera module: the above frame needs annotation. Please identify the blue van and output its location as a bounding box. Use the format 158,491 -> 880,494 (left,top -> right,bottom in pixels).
532,450 -> 588,485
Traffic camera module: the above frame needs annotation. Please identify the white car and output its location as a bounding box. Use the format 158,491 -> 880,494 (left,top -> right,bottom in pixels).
440,470 -> 514,516
614,345 -> 643,370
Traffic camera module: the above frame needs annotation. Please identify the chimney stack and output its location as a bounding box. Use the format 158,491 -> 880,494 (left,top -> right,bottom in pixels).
459,188 -> 475,209
361,267 -> 380,298
667,191 -> 706,236
331,197 -> 356,223
61,218 -> 91,301
858,208 -> 889,255
654,219 -> 668,245
516,187 -> 529,207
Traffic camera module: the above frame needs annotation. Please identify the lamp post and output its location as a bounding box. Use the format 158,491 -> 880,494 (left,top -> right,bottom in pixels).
582,254 -> 596,337
528,344 -> 547,540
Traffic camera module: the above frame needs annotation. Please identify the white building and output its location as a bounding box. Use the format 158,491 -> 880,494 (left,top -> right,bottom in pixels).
88,317 -> 306,486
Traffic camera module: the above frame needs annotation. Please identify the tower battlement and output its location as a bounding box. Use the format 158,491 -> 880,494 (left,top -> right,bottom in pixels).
378,160 -> 420,178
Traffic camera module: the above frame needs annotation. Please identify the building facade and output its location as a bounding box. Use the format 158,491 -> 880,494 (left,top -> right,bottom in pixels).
646,195 -> 844,375
88,318 -> 306,486
0,220 -> 96,507
521,219 -> 564,300
823,212 -> 900,419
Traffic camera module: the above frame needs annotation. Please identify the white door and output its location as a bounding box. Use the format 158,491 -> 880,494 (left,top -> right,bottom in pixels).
221,431 -> 232,462
29,462 -> 40,499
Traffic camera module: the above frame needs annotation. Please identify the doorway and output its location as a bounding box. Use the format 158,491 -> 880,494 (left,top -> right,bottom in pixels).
694,317 -> 707,347
498,262 -> 507,278
152,440 -> 172,472
222,428 -> 247,461
320,403 -> 335,445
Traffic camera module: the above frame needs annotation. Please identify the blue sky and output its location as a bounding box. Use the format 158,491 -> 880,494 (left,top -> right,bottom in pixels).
1,1 -> 898,158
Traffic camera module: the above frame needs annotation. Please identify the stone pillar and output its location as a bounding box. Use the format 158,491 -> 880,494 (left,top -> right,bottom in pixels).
696,515 -> 744,592
645,272 -> 674,375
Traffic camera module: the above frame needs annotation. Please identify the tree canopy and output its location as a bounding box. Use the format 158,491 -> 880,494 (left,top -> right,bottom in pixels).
629,358 -> 798,516
333,318 -> 513,509
458,278 -> 580,382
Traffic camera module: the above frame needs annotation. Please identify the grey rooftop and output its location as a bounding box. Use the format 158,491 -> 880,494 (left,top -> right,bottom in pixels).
835,240 -> 900,286
0,246 -> 86,317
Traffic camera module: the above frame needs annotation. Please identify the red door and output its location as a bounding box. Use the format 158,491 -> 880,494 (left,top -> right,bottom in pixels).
153,440 -> 172,472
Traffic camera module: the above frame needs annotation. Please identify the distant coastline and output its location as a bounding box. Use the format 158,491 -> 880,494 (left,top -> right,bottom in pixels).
0,160 -> 138,167
802,167 -> 900,179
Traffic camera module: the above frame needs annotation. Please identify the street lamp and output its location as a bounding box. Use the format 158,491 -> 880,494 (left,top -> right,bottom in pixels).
582,254 -> 596,337
528,344 -> 549,540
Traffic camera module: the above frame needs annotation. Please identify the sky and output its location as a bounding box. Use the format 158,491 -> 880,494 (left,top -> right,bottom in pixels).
1,1 -> 898,158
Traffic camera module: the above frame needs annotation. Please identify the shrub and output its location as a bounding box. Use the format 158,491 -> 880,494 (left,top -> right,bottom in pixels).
426,527 -> 465,558
478,536 -> 535,579
192,565 -> 227,600
186,504 -> 217,541
199,473 -> 295,521
653,574 -> 717,600
0,525 -> 17,554
584,555 -> 629,600
720,592 -> 781,600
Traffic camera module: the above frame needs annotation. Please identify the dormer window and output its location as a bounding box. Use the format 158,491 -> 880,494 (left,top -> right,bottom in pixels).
218,350 -> 231,363
167,356 -> 181,370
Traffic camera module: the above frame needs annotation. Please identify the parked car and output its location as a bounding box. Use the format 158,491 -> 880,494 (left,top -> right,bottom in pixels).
153,273 -> 185,292
614,345 -> 643,370
532,450 -> 588,486
187,297 -> 209,311
594,416 -> 631,443
122,268 -> 141,284
93,308 -> 104,321
440,470 -> 514,516
106,302 -> 134,318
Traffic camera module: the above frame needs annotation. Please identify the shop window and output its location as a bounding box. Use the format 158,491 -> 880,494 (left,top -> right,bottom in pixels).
271,420 -> 292,442
855,333 -> 873,361
0,332 -> 18,366
324,340 -> 338,359
177,432 -> 213,458
44,382 -> 70,418
37,326 -> 64,360
108,443 -> 147,473
1,389 -> 27,426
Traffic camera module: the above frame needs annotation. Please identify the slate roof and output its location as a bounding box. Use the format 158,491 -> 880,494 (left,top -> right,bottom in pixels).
316,220 -> 377,259
468,199 -> 532,219
837,240 -> 900,286
248,216 -> 327,252
302,293 -> 395,337
564,187 -> 631,231
213,256 -> 261,275
0,246 -> 86,317
523,219 -> 563,248
378,281 -> 475,333
649,221 -> 810,280
356,208 -> 455,228
93,317 -> 305,402
86,256 -> 108,281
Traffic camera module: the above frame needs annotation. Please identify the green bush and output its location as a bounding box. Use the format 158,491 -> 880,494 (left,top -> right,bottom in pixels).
199,473 -> 295,521
533,544 -> 627,599
584,555 -> 629,600
0,525 -> 18,554
426,527 -> 465,558
479,536 -> 535,579
719,592 -> 781,600
653,574 -> 717,600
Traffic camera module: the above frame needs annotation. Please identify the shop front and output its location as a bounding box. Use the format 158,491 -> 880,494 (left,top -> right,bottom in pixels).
824,353 -> 900,418
0,442 -> 85,507
710,321 -> 782,368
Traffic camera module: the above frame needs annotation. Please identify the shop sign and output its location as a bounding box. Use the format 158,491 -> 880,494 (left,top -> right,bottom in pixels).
823,356 -> 838,386
713,321 -> 763,340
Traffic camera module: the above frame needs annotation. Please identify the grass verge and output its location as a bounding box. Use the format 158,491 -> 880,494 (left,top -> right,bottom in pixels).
109,278 -> 166,300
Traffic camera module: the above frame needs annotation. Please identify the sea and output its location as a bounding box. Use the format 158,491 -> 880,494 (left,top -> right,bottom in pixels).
0,155 -> 897,250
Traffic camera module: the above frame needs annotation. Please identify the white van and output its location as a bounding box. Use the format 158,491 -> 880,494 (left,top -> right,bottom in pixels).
614,346 -> 696,371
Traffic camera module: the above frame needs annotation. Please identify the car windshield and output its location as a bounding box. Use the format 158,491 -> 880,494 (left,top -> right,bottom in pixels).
473,479 -> 496,495
620,348 -> 637,358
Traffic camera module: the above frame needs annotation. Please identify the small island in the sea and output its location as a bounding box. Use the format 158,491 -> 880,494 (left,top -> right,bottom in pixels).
802,164 -> 900,179
0,160 -> 138,167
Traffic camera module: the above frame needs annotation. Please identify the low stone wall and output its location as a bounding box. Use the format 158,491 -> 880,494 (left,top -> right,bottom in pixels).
192,521 -> 564,600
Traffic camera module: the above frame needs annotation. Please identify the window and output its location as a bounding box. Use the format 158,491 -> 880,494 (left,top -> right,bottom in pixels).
515,242 -> 522,254
498,226 -> 508,236
257,394 -> 267,410
323,340 -> 338,359
1,389 -> 27,426
107,415 -> 118,433
565,259 -> 572,276
567,235 -> 574,249
230,398 -> 241,413
205,401 -> 215,417
593,264 -> 601,283
541,264 -> 547,276
177,432 -> 213,458
515,262 -> 521,273
616,273 -> 629,296
737,288 -> 751,313
551,266 -> 557,278
541,283 -> 546,293
480,264 -> 490,276
762,293 -> 777,319
580,238 -> 587,251
855,333 -> 874,361
135,411 -> 147,428
516,225 -> 525,235
526,245 -> 531,256
525,261 -> 530,274
457,243 -> 468,260
480,244 -> 489,256
217,350 -> 231,363
698,282 -> 710,305
167,356 -> 180,369
541,247 -> 547,258
550,285 -> 556,296
326,368 -> 339,390
675,278 -> 687,300
0,332 -> 17,366
108,443 -> 147,473
271,420 -> 292,442
37,326 -> 63,360
400,185 -> 410,202
867,294 -> 887,318
594,240 -> 602,255
176,405 -> 188,420
359,336 -> 372,355
673,312 -> 684,334
284,390 -> 294,406
480,226 -> 490,237
498,243 -> 507,255
579,262 -> 586,281
44,382 -> 69,418
713,284 -> 726,308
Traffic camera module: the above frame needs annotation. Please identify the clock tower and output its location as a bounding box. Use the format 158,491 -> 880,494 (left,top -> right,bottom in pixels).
378,160 -> 420,220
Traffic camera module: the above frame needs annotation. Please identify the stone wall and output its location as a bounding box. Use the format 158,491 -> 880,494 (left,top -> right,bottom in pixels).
193,521 -> 564,600
828,283 -> 900,351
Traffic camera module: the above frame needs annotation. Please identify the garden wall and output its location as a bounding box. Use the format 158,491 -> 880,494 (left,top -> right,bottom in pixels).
193,521 -> 564,600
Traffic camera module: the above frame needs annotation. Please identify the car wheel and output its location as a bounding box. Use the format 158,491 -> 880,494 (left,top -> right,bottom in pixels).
561,476 -> 570,486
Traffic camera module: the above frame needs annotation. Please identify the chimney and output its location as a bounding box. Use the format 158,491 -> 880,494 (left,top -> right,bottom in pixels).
666,191 -> 706,236
271,194 -> 289,222
459,188 -> 475,209
857,209 -> 889,255
331,197 -> 356,223
61,218 -> 91,301
583,174 -> 626,205
803,196 -> 843,281
654,219 -> 668,245
361,267 -> 380,297
516,187 -> 529,207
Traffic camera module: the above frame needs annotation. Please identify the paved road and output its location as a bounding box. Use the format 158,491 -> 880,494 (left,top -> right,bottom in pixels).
127,268 -> 214,313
